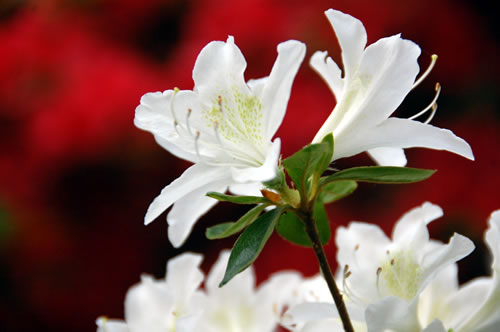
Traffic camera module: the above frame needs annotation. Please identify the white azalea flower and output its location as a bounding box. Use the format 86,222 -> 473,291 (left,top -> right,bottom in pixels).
135,36 -> 305,247
282,203 -> 474,332
311,9 -> 474,166
95,253 -> 206,332
417,210 -> 500,332
281,277 -> 367,332
337,202 -> 474,306
202,250 -> 302,332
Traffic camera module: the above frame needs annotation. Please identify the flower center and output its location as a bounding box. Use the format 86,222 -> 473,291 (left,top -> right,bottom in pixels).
378,250 -> 422,301
202,87 -> 264,148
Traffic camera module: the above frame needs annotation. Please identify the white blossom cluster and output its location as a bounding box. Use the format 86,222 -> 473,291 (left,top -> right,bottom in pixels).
96,8 -> 496,332
97,205 -> 500,332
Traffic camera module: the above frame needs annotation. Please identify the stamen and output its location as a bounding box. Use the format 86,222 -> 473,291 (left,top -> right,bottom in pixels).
170,87 -> 180,123
213,120 -> 224,146
173,119 -> 181,136
424,103 -> 438,124
376,267 -> 382,297
194,130 -> 202,161
218,95 -> 223,112
408,82 -> 441,121
412,54 -> 438,90
185,108 -> 193,136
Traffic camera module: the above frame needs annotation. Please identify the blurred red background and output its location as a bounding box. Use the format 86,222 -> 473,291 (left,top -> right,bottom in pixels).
0,0 -> 498,331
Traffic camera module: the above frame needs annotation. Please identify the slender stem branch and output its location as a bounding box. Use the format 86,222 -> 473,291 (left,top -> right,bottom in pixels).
303,211 -> 354,332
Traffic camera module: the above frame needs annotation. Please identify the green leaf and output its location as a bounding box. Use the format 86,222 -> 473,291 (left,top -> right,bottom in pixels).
276,212 -> 311,246
318,180 -> 358,204
321,166 -> 435,185
220,208 -> 281,287
282,134 -> 334,196
276,203 -> 330,247
205,205 -> 266,240
206,192 -> 271,205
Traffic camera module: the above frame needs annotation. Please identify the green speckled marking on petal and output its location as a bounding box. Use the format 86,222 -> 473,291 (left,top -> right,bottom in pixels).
381,250 -> 422,301
202,86 -> 263,147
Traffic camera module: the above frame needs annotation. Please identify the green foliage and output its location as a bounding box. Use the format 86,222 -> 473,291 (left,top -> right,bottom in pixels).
220,208 -> 282,287
206,192 -> 271,204
321,166 -> 435,185
276,202 -> 330,247
205,205 -> 266,239
282,134 -> 333,200
318,180 -> 358,204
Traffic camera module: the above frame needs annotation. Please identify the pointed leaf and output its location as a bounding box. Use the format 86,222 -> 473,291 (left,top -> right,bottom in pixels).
318,180 -> 358,204
321,166 -> 435,185
206,192 -> 271,204
220,208 -> 282,286
283,134 -> 334,195
205,205 -> 266,239
276,203 -> 330,247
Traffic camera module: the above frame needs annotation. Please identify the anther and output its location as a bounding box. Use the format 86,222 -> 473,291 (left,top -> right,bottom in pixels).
412,54 -> 438,90
409,82 -> 441,122
217,95 -> 223,112
354,244 -> 360,251
391,259 -> 395,266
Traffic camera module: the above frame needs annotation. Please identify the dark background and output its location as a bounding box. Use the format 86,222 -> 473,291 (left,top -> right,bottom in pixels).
0,0 -> 498,331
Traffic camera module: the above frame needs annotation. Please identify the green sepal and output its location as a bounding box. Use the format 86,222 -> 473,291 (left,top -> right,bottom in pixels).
219,208 -> 282,287
282,134 -> 333,198
205,205 -> 266,240
275,202 -> 330,247
321,166 -> 435,185
206,192 -> 272,205
318,180 -> 358,204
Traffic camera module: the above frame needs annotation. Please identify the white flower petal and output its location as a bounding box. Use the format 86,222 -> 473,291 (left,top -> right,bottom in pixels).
417,263 -> 459,328
229,182 -> 263,196
259,40 -> 306,140
365,297 -> 420,332
193,36 -> 249,96
165,253 -> 204,307
367,147 -> 407,166
144,163 -> 228,225
486,210 -> 500,270
420,233 -> 474,289
336,222 -> 391,268
134,91 -> 198,163
230,138 -> 281,183
445,276 -> 492,330
352,34 -> 420,127
282,303 -> 337,331
96,318 -> 129,332
392,202 -> 442,247
301,319 -> 345,332
167,180 -> 228,247
125,276 -> 174,332
422,320 -> 447,332
309,51 -> 344,98
324,9 -> 367,79
334,117 -> 474,161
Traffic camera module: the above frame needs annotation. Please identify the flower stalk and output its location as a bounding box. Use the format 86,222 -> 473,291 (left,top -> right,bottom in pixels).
299,209 -> 354,332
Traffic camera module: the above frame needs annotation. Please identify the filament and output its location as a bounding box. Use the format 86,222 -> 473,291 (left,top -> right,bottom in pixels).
408,82 -> 441,121
412,54 -> 438,90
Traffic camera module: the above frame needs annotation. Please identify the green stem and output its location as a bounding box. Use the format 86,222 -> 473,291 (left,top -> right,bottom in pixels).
302,211 -> 354,332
